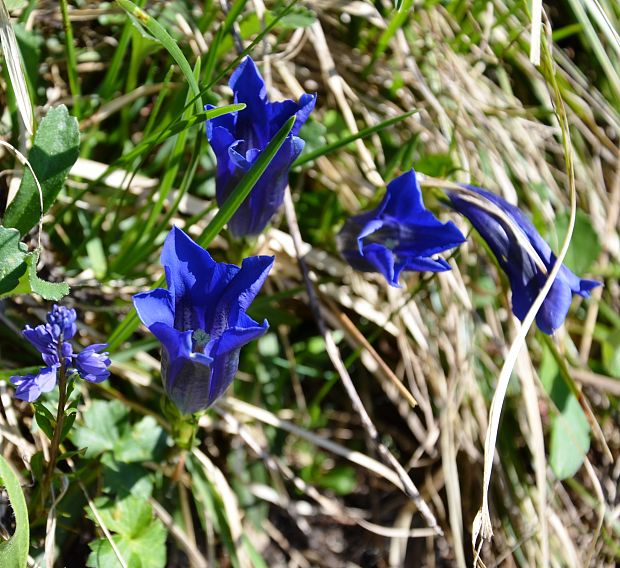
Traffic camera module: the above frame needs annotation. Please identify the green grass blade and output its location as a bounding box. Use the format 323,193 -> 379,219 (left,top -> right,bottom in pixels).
293,109 -> 418,168
117,104 -> 245,165
115,0 -> 202,107
107,115 -> 297,351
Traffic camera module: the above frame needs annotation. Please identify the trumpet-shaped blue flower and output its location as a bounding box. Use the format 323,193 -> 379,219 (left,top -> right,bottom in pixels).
448,185 -> 601,334
10,305 -> 111,401
206,56 -> 316,237
133,226 -> 274,414
337,170 -> 466,286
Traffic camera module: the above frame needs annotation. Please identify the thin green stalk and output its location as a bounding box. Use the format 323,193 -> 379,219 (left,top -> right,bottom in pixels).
59,0 -> 81,117
33,360 -> 69,516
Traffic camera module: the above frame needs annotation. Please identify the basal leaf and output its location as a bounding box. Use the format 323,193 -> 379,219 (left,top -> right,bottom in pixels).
86,497 -> 167,568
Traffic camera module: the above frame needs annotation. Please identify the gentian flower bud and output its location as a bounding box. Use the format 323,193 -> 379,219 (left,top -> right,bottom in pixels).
206,56 -> 316,237
133,226 -> 274,414
447,185 -> 601,334
338,169 -> 466,286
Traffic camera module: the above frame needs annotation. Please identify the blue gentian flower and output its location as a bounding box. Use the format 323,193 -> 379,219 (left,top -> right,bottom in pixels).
10,305 -> 111,401
133,226 -> 274,414
337,169 -> 466,286
447,185 -> 601,334
206,56 -> 316,237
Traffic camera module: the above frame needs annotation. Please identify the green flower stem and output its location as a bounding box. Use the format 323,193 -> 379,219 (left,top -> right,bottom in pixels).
33,359 -> 69,516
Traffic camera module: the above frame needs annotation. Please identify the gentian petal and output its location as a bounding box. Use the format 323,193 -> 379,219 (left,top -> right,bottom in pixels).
161,226 -> 237,331
448,184 -> 602,334
133,288 -> 174,329
206,57 -> 315,237
133,227 -> 273,414
207,318 -> 269,403
225,135 -> 304,237
210,255 -> 275,334
338,168 -> 465,286
268,92 -> 317,136
361,243 -> 397,286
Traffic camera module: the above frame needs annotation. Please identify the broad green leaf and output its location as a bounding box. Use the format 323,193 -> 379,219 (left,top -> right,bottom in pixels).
102,456 -> 154,498
86,497 -> 167,568
12,249 -> 69,300
71,400 -> 129,458
3,105 -> 79,235
539,345 -> 591,479
0,455 -> 29,568
549,394 -> 590,479
278,6 -> 316,28
113,416 -> 167,463
0,226 -> 28,296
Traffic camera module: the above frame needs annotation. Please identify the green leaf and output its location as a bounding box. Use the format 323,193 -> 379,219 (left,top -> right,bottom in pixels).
117,105 -> 245,166
86,497 -> 167,568
277,6 -> 316,28
102,456 -> 154,498
0,456 -> 29,568
113,416 -> 167,463
0,228 -> 69,300
14,249 -> 69,300
34,408 -> 54,440
549,394 -> 590,479
540,345 -> 591,479
71,400 -> 129,459
552,209 -> 602,274
3,105 -> 80,236
0,226 -> 28,296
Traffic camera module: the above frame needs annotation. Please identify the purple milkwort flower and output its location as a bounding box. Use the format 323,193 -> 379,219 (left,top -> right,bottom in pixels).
133,226 -> 274,414
337,169 -> 466,287
447,185 -> 601,334
76,344 -> 111,384
11,367 -> 57,403
206,56 -> 316,237
10,305 -> 111,401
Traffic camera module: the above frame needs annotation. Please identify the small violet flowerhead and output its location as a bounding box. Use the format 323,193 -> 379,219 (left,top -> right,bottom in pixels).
447,185 -> 601,334
76,344 -> 111,384
337,169 -> 466,287
133,226 -> 274,414
10,305 -> 111,402
206,56 -> 316,237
